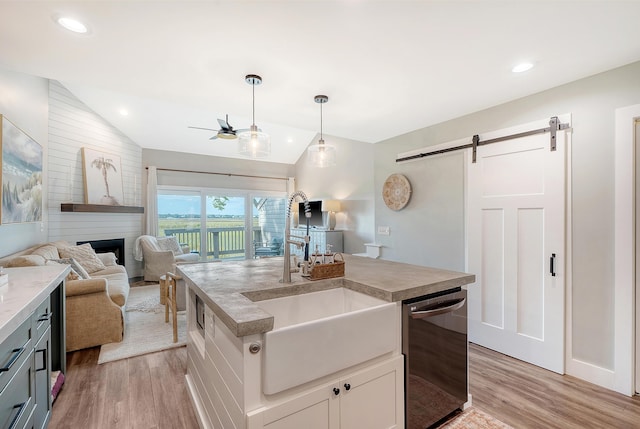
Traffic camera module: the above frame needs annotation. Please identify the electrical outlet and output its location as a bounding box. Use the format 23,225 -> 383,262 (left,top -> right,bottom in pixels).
377,226 -> 390,236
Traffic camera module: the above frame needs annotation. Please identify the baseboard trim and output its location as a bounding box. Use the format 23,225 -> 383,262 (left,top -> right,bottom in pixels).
566,357 -> 615,392
185,373 -> 211,429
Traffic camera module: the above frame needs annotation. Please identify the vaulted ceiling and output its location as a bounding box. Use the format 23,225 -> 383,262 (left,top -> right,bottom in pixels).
1,1 -> 639,163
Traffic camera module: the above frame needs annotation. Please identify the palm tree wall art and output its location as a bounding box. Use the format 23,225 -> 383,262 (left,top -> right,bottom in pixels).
82,147 -> 124,205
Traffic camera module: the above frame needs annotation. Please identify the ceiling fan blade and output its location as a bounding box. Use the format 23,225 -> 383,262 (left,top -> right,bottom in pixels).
217,118 -> 231,130
189,126 -> 218,132
209,135 -> 219,140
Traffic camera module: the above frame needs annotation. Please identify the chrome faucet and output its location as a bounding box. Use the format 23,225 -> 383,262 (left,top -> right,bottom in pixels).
282,191 -> 311,283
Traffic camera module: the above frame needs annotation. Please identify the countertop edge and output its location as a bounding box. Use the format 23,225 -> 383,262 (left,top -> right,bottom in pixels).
0,265 -> 69,345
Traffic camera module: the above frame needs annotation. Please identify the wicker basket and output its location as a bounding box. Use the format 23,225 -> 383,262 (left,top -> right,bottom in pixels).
309,253 -> 345,281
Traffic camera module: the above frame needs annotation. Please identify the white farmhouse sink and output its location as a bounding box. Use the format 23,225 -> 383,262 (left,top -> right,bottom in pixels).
255,287 -> 397,395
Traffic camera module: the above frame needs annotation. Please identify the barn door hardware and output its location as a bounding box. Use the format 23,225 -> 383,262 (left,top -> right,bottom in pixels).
396,116 -> 570,163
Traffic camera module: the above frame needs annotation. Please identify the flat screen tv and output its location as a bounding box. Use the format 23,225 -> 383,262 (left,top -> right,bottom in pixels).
298,200 -> 324,228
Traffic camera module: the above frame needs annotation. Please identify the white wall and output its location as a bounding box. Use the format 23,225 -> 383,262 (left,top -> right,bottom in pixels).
0,68 -> 49,257
374,61 -> 640,386
47,81 -> 143,276
295,134 -> 375,255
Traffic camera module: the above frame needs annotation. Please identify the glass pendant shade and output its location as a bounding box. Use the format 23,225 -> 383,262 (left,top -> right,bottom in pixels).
238,74 -> 270,158
308,138 -> 337,167
308,94 -> 336,167
238,125 -> 271,158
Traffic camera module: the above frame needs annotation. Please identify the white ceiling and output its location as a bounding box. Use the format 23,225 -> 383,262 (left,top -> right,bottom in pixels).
1,1 -> 639,164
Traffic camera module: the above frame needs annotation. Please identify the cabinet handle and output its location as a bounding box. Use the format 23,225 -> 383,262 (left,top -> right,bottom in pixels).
344,383 -> 351,391
333,387 -> 340,396
35,348 -> 48,372
0,347 -> 25,373
37,312 -> 52,322
8,402 -> 28,429
550,253 -> 557,277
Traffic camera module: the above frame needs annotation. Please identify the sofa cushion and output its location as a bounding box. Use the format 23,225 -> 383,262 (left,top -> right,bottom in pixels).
59,243 -> 107,274
157,236 -> 183,255
4,254 -> 46,267
91,264 -> 129,307
31,245 -> 60,260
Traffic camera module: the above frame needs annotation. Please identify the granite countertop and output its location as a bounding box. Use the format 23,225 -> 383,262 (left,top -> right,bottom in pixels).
0,265 -> 69,344
178,254 -> 475,338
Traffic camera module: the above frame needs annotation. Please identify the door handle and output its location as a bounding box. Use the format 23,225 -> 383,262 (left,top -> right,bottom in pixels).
410,298 -> 466,319
550,253 -> 556,277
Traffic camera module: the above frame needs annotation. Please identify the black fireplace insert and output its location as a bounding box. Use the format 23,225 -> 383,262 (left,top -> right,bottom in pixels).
77,238 -> 126,266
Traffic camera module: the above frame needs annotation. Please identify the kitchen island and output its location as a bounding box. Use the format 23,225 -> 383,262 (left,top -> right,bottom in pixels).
178,255 -> 475,429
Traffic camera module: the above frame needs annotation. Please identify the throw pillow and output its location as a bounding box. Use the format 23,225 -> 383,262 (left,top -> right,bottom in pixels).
157,236 -> 183,255
5,255 -> 46,267
46,259 -> 83,281
31,244 -> 60,260
58,243 -> 106,274
48,257 -> 91,279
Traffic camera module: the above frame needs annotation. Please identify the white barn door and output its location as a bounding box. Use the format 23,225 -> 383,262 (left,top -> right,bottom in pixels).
467,118 -> 568,374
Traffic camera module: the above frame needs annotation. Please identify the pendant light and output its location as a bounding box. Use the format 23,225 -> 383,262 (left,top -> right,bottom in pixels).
238,74 -> 271,158
308,95 -> 336,167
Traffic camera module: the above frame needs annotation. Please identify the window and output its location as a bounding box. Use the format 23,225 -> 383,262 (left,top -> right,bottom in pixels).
157,187 -> 286,260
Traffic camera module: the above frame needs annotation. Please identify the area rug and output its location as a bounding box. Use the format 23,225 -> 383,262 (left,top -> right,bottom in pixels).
437,408 -> 513,429
98,284 -> 187,364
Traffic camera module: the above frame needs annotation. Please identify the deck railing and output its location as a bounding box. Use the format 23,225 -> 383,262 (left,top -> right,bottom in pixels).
164,227 -> 263,259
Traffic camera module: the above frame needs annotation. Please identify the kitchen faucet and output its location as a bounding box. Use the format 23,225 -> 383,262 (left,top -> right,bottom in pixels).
282,191 -> 311,283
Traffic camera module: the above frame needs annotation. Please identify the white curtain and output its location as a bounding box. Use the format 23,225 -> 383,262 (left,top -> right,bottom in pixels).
146,166 -> 158,235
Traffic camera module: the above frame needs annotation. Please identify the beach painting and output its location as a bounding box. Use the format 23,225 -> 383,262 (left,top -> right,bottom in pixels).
1,115 -> 43,224
82,147 -> 124,205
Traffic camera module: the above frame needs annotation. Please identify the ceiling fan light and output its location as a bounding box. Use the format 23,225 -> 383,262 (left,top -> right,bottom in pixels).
218,130 -> 237,139
238,125 -> 271,158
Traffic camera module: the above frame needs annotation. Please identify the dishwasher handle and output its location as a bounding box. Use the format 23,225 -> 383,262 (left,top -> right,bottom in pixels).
410,297 -> 466,319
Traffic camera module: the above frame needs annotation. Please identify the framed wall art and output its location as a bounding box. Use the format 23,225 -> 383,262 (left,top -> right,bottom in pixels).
81,147 -> 124,206
1,115 -> 43,224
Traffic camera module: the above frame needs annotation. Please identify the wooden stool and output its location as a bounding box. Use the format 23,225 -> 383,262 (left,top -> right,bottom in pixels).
159,274 -> 168,305
164,272 -> 181,343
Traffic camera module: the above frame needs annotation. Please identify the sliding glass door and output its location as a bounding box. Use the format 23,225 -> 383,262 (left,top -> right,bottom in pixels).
157,190 -> 202,255
157,187 -> 286,261
204,195 -> 246,260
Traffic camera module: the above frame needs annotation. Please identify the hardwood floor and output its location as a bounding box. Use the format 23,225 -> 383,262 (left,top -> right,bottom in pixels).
50,343 -> 640,429
469,343 -> 640,428
49,346 -> 199,429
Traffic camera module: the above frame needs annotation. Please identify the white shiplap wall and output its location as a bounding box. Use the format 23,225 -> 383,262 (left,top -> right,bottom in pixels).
47,81 -> 143,276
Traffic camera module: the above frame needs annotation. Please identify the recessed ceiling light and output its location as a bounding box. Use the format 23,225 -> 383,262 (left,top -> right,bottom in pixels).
119,109 -> 129,116
57,17 -> 88,34
512,62 -> 534,73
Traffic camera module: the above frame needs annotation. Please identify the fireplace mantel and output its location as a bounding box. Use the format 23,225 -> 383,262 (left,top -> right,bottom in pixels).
61,203 -> 144,214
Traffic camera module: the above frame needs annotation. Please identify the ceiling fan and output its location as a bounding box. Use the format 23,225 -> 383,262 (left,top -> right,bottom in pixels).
188,114 -> 247,140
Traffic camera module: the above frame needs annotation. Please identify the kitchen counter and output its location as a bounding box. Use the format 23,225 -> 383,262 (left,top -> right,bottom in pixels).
0,265 -> 69,345
178,254 -> 475,337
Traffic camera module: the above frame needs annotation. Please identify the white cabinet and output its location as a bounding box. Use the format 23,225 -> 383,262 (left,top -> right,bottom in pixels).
247,356 -> 404,429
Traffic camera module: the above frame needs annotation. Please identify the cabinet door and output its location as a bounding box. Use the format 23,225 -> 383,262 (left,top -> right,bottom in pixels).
33,327 -> 51,429
246,381 -> 340,429
339,356 -> 404,429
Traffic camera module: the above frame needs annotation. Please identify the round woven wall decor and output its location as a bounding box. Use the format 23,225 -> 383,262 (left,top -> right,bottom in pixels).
382,173 -> 412,211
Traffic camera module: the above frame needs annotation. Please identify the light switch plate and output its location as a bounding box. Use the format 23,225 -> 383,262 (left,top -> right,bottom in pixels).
377,226 -> 390,236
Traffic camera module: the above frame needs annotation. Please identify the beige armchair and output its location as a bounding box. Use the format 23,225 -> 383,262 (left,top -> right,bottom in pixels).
136,235 -> 200,281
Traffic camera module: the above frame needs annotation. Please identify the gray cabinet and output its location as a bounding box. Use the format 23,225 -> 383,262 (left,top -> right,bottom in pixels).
0,281 -> 65,429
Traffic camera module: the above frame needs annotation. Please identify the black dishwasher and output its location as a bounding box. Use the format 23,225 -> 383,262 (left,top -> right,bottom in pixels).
403,287 -> 468,429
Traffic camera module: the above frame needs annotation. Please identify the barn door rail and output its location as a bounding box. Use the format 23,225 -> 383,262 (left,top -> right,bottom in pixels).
395,116 -> 570,163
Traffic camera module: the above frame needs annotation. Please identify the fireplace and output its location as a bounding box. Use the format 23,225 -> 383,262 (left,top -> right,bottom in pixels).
77,238 -> 126,266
